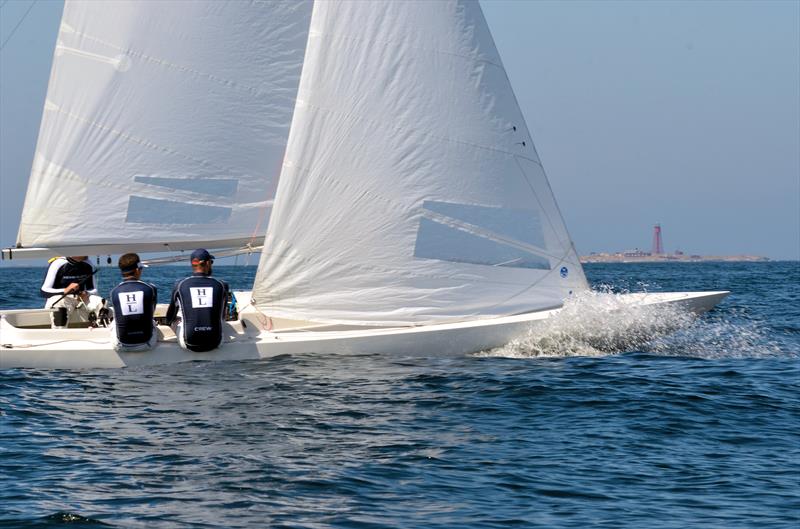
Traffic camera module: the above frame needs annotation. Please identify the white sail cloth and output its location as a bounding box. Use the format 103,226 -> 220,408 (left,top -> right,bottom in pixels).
17,0 -> 312,253
253,0 -> 588,325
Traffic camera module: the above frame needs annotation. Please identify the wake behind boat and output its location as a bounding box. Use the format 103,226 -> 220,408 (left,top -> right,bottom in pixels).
1,0 -> 729,369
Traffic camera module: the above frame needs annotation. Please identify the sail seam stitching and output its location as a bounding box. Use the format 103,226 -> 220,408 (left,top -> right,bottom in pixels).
42,104 -> 256,179
60,27 -> 286,98
317,31 -> 507,72
295,99 -> 543,165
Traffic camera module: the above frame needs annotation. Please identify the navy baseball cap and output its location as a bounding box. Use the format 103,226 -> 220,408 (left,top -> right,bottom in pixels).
190,249 -> 215,262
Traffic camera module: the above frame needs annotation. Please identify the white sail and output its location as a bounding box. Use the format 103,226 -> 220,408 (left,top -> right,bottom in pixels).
15,0 -> 312,254
252,0 -> 588,325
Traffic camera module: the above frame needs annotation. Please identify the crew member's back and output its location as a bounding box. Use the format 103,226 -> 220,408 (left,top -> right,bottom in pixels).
165,249 -> 229,352
110,253 -> 157,352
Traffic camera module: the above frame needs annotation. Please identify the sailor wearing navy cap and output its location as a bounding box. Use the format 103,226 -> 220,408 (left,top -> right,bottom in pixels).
110,253 -> 158,352
165,249 -> 230,352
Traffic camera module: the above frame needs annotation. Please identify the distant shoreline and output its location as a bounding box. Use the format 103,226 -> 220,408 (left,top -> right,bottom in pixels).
581,254 -> 770,264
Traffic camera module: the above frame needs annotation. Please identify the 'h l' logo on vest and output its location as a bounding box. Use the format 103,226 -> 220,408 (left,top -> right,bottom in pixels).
118,291 -> 144,316
189,287 -> 212,309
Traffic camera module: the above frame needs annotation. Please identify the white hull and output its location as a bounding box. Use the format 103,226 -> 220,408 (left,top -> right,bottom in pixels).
0,291 -> 729,369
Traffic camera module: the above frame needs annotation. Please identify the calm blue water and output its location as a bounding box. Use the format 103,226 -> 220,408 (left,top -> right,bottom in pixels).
1,262 -> 798,528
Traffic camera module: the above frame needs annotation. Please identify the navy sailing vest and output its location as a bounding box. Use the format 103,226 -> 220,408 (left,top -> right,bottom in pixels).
111,279 -> 157,345
41,258 -> 95,298
173,275 -> 227,352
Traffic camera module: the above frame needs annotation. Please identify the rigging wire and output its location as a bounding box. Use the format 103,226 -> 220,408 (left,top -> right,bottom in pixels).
0,0 -> 37,52
141,244 -> 263,266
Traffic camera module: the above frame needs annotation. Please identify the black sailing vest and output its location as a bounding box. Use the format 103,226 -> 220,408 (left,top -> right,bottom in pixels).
174,275 -> 227,352
41,258 -> 95,298
111,279 -> 157,345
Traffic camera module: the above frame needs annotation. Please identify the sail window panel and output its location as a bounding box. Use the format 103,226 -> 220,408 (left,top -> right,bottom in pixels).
133,176 -> 238,197
125,196 -> 231,224
422,200 -> 546,248
414,218 -> 550,270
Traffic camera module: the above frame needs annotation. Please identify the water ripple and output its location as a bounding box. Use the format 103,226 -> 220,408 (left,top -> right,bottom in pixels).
1,263 -> 799,527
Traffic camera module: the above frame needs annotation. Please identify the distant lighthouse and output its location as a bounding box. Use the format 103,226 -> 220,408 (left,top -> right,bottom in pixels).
651,224 -> 664,255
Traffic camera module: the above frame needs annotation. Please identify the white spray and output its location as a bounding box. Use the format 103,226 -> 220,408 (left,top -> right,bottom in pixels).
480,288 -> 794,359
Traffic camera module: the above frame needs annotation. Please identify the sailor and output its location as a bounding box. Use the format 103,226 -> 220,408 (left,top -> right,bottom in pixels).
165,249 -> 229,352
41,255 -> 102,328
109,253 -> 158,352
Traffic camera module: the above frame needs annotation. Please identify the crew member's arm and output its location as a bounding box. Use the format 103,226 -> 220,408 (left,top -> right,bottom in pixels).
165,283 -> 179,324
222,280 -> 231,319
82,272 -> 98,296
40,258 -> 68,296
75,267 -> 97,304
149,284 -> 159,324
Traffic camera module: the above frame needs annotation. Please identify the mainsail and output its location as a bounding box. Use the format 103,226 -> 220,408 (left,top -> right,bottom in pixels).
13,0 -> 312,257
253,0 -> 588,325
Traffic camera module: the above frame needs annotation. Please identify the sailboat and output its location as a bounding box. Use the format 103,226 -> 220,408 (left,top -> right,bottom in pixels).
0,0 -> 728,369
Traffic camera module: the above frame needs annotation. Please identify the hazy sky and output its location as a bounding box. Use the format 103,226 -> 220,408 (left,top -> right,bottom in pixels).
1,0 -> 798,261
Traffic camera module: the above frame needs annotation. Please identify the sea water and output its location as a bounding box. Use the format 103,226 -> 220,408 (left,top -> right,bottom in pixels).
1,262 -> 798,528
